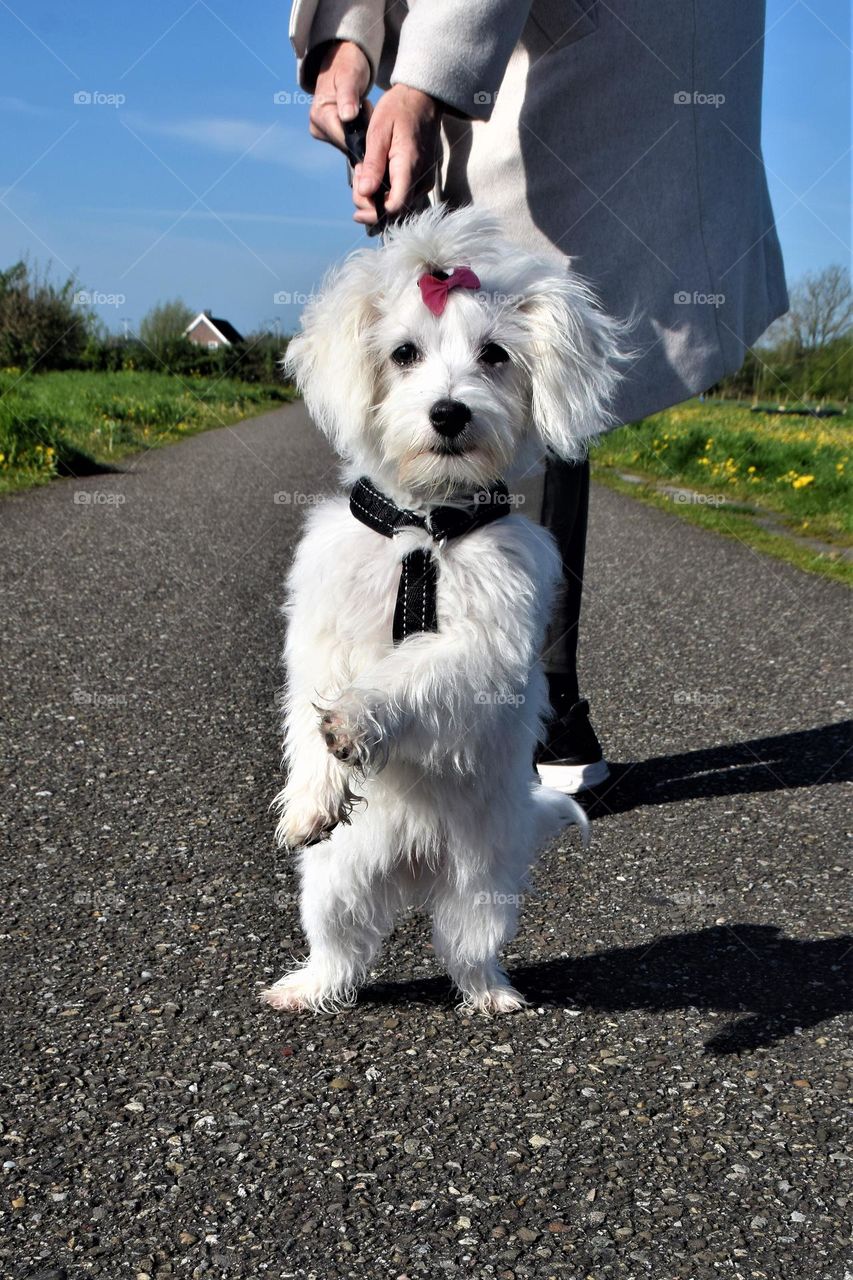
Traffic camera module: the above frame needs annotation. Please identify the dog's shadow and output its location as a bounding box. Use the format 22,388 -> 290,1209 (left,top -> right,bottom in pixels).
365,723 -> 851,1052
366,925 -> 852,1053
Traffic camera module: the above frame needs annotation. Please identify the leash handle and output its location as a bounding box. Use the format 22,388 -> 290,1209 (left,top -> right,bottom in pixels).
343,108 -> 388,239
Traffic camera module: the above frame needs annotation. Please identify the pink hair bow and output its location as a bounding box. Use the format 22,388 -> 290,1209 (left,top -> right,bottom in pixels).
418,266 -> 481,316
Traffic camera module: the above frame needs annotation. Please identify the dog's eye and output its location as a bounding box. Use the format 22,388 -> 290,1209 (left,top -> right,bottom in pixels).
391,343 -> 421,368
479,342 -> 509,366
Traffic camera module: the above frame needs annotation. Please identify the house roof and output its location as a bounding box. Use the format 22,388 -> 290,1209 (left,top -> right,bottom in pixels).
185,312 -> 244,345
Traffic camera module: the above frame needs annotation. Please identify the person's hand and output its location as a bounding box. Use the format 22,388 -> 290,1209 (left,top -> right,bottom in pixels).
309,40 -> 371,150
353,84 -> 442,225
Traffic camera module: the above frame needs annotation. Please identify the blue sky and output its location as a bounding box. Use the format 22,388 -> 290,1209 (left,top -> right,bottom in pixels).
0,1 -> 849,337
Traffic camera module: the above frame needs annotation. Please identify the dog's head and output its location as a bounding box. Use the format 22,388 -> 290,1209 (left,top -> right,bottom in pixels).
284,205 -> 625,498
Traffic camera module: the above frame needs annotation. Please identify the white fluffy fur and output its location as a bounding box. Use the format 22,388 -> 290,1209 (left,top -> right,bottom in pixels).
261,206 -> 622,1015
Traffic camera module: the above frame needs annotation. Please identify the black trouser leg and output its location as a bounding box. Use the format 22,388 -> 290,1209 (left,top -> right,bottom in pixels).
539,456 -> 590,712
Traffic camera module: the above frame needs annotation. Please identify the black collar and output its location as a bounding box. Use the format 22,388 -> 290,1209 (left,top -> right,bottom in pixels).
349,475 -> 512,544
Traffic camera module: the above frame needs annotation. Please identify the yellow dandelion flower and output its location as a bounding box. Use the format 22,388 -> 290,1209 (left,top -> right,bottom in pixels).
792,475 -> 815,489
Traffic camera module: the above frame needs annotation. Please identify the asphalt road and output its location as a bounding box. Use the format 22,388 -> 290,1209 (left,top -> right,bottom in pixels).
1,403 -> 850,1280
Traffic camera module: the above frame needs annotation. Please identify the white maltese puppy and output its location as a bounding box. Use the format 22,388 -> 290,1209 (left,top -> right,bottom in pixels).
262,205 -> 622,1014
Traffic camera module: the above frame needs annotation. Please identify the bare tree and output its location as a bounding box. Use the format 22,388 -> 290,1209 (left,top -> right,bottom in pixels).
775,264 -> 853,351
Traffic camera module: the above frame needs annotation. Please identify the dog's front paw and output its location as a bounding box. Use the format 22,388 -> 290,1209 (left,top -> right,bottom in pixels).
277,803 -> 336,850
275,782 -> 355,850
317,692 -> 386,768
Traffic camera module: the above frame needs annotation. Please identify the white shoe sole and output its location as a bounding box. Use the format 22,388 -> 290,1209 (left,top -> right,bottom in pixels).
536,758 -> 610,794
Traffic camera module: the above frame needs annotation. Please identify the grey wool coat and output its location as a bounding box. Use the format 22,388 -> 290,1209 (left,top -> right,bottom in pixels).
290,0 -> 789,426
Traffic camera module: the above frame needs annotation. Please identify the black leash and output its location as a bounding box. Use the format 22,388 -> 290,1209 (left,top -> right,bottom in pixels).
343,108 -> 389,238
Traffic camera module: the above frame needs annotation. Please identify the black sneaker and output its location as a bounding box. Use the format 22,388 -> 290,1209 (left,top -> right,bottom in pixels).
536,697 -> 610,794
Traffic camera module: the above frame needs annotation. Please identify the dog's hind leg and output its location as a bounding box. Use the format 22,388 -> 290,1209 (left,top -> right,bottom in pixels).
261,822 -> 398,1013
430,859 -> 528,1014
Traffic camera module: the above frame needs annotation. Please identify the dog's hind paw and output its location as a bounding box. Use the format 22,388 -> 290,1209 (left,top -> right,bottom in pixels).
460,985 -> 528,1015
260,977 -> 313,1012
260,969 -> 355,1014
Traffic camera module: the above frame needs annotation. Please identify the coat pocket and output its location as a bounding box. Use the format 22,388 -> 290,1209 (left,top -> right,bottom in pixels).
527,0 -> 599,55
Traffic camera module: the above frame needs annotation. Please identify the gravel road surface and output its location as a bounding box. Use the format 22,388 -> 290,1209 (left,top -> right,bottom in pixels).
1,404 -> 850,1280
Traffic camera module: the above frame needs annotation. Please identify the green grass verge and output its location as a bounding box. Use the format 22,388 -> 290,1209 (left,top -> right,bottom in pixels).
591,398 -> 852,585
0,368 -> 294,494
590,399 -> 852,585
591,399 -> 851,543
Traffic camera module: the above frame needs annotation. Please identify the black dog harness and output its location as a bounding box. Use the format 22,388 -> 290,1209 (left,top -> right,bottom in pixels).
349,476 -> 512,643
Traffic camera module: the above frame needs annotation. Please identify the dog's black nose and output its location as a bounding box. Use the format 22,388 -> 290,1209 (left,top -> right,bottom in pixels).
429,398 -> 471,438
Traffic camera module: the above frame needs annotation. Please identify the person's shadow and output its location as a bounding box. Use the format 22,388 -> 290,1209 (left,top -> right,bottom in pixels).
364,723 -> 851,1052
512,925 -> 853,1053
581,721 -> 851,819
367,925 -> 852,1053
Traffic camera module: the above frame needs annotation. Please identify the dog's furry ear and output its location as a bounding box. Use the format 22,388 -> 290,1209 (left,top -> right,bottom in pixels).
520,270 -> 626,459
282,251 -> 378,452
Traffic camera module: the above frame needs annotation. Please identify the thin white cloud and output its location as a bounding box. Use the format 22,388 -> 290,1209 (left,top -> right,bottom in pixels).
127,113 -> 337,174
0,95 -> 57,118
